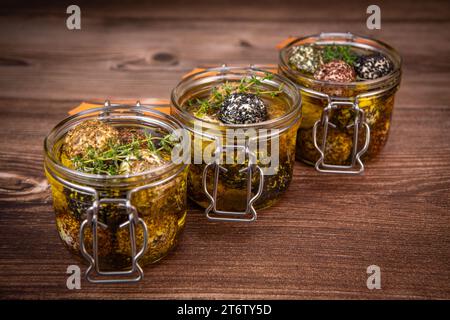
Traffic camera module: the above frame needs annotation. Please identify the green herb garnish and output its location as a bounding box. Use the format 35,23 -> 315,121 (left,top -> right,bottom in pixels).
322,45 -> 357,65
71,133 -> 177,175
189,72 -> 283,118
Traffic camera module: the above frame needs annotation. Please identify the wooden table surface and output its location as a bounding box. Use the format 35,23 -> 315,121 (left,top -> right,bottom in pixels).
0,0 -> 449,299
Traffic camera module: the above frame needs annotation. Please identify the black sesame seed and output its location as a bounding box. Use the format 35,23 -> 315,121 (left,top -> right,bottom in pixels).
219,93 -> 268,124
355,53 -> 393,80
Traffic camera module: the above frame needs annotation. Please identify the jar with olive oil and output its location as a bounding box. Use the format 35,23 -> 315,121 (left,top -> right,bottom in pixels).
171,67 -> 301,221
44,102 -> 188,283
279,33 -> 402,173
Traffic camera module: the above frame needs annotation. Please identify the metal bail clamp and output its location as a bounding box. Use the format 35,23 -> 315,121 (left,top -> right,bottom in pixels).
79,198 -> 148,283
98,100 -> 144,118
202,144 -> 264,222
312,100 -> 370,174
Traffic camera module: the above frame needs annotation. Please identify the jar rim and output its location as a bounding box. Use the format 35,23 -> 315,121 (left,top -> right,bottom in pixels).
44,104 -> 187,186
278,32 -> 402,90
170,66 -> 302,130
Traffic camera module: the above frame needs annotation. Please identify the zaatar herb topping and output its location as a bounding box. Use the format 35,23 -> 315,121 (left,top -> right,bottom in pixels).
63,120 -> 119,159
289,44 -> 323,74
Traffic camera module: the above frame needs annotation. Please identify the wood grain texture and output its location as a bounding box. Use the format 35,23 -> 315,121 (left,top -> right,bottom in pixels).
0,0 -> 449,299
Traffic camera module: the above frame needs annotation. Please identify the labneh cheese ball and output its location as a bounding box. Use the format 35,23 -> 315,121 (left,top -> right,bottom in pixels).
119,150 -> 163,175
314,60 -> 356,82
218,93 -> 268,124
63,120 -> 119,158
289,44 -> 323,74
355,53 -> 393,80
117,127 -> 145,144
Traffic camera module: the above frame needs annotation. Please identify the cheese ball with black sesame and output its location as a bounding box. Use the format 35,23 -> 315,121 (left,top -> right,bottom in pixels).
218,93 -> 268,124
355,53 -> 393,80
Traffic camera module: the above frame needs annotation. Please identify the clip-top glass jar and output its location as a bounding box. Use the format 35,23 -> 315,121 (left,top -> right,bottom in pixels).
279,33 -> 402,174
171,66 -> 301,222
44,102 -> 188,283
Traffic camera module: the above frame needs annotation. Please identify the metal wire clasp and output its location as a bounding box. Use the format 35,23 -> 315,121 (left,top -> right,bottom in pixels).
202,144 -> 264,222
79,198 -> 148,283
312,100 -> 370,174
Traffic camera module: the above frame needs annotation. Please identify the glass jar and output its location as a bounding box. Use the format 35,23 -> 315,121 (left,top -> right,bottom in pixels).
279,33 -> 402,173
171,66 -> 301,221
44,102 -> 188,283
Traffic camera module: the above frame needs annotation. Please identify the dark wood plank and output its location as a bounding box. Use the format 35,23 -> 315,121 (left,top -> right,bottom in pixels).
0,0 -> 449,299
